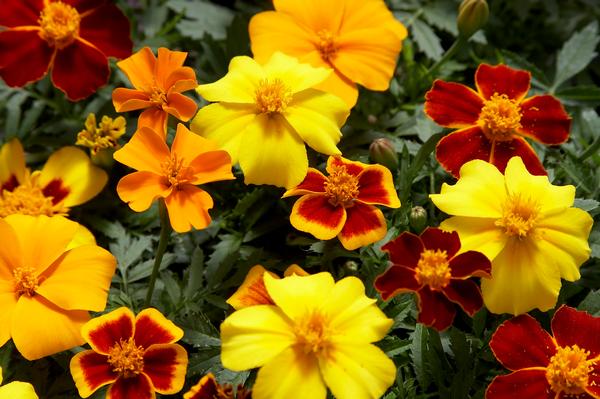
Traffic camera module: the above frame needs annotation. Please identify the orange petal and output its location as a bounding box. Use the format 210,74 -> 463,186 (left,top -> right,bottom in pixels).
339,0 -> 407,40
475,63 -> 531,101
116,47 -> 157,91
273,0 -> 344,32
155,47 -> 189,89
282,168 -> 327,198
164,92 -> 198,122
290,194 -> 346,240
133,308 -> 184,349
171,123 -> 218,160
81,307 -> 135,355
142,344 -> 188,395
188,151 -> 234,185
116,171 -> 169,212
226,265 -> 278,310
518,95 -> 571,145
314,70 -> 359,108
356,164 -> 400,208
70,350 -> 117,398
164,185 -> 213,233
424,80 -> 484,128
138,108 -> 169,139
113,127 -> 170,173
0,281 -> 18,349
338,202 -> 386,250
112,87 -> 151,112
165,67 -> 197,93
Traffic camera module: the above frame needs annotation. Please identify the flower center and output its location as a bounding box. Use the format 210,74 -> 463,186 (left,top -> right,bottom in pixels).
546,345 -> 592,395
149,86 -> 168,108
316,30 -> 339,62
161,153 -> 192,188
0,183 -> 58,217
478,93 -> 522,141
495,195 -> 539,238
38,1 -> 81,49
415,249 -> 452,290
107,338 -> 145,378
255,78 -> 292,114
13,267 -> 39,297
324,165 -> 359,207
77,114 -> 126,155
294,312 -> 331,355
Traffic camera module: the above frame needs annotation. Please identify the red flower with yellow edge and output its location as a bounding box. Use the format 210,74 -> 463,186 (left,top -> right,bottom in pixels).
184,373 -> 251,399
112,47 -> 198,138
424,63 -> 571,177
283,155 -> 400,250
0,0 -> 132,100
487,305 -> 600,399
113,124 -> 234,233
70,307 -> 188,399
374,228 -> 491,331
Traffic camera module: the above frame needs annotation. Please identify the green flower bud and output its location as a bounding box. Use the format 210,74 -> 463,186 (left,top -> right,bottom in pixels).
457,0 -> 489,39
409,206 -> 428,233
369,138 -> 399,171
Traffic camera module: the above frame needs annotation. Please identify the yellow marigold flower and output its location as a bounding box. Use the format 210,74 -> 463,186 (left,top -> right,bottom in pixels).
220,272 -> 396,399
76,113 -> 126,155
0,367 -> 38,399
249,0 -> 408,106
192,52 -> 350,189
429,157 -> 593,315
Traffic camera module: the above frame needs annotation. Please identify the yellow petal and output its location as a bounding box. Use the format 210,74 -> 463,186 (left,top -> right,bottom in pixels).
113,127 -> 170,174
440,216 -> 507,260
340,0 -> 407,41
0,381 -> 39,399
0,139 -> 27,187
273,0 -> 344,32
0,282 -> 18,349
314,69 -> 359,108
263,52 -> 332,94
283,264 -> 310,277
67,224 -> 97,250
164,185 -> 213,233
196,56 -> 264,103
226,265 -> 278,310
0,217 -> 23,279
116,171 -> 170,212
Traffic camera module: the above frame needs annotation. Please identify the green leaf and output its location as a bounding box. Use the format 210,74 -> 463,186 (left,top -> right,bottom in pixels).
410,324 -> 430,390
412,19 -> 444,61
574,198 -> 599,212
168,0 -> 234,40
557,85 -> 600,105
578,290 -> 600,316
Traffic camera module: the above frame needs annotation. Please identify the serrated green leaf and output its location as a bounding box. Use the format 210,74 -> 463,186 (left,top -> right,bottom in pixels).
168,0 -> 234,40
557,85 -> 600,105
410,324 -> 430,390
412,19 -> 444,61
574,198 -> 599,212
578,290 -> 600,316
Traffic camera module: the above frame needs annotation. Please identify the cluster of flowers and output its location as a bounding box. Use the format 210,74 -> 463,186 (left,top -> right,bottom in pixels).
0,0 -> 596,399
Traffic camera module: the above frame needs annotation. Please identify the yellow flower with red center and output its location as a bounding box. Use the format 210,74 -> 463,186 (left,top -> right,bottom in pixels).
429,157 -> 593,315
184,373 -> 251,399
191,52 -> 350,189
424,64 -> 571,177
0,139 -> 108,218
220,272 -> 396,399
113,124 -> 234,233
112,47 -> 199,138
0,367 -> 38,398
70,307 -> 188,399
0,215 -> 116,360
486,306 -> 600,399
249,0 -> 407,106
283,155 -> 400,250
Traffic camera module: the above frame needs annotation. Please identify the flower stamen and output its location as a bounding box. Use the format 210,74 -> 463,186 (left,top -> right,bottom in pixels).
316,30 -> 339,62
495,195 -> 539,238
255,78 -> 292,114
0,183 -> 58,217
546,345 -> 592,395
107,338 -> 145,378
14,267 -> 39,297
38,1 -> 81,49
294,312 -> 331,355
161,153 -> 192,188
415,249 -> 452,290
324,165 -> 359,207
478,93 -> 522,141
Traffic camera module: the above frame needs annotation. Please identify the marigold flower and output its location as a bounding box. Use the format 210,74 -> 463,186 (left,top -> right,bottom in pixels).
113,124 -> 234,233
76,113 -> 126,155
424,64 -> 571,177
0,139 -> 108,217
0,215 -> 116,360
0,367 -> 38,398
70,307 -> 188,399
112,47 -> 198,138
249,0 -> 408,106
0,0 -> 132,100
429,157 -> 593,315
192,52 -> 350,189
221,272 -> 396,399
486,306 -> 600,399
283,155 -> 400,250
184,373 -> 251,399
374,228 -> 491,331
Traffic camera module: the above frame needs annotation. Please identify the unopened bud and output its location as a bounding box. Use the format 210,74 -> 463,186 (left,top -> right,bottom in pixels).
367,114 -> 378,124
409,206 -> 428,233
369,138 -> 399,171
344,260 -> 359,273
457,0 -> 489,39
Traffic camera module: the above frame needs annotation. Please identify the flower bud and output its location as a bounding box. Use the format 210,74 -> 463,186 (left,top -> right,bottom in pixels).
457,0 -> 489,39
409,206 -> 428,233
369,138 -> 398,171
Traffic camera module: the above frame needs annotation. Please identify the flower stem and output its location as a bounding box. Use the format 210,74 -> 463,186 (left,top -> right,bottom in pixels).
144,199 -> 171,307
426,37 -> 468,78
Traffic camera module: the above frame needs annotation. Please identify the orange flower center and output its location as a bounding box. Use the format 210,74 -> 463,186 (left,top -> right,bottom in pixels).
13,267 -> 39,297
294,312 -> 331,355
546,345 -> 592,395
255,78 -> 292,114
415,249 -> 452,290
478,93 -> 522,141
38,1 -> 81,49
316,30 -> 339,62
324,165 -> 359,207
107,338 -> 145,378
0,183 -> 58,217
149,86 -> 168,108
495,195 -> 539,238
161,153 -> 192,188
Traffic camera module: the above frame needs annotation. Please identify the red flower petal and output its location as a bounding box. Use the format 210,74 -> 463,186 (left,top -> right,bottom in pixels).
420,228 -> 461,258
51,40 -> 109,100
82,307 -> 135,355
107,374 -> 154,399
424,80 -> 484,128
133,308 -> 184,349
416,287 -> 456,331
585,362 -> 600,397
142,344 -> 187,394
1,175 -> 19,192
435,126 -> 491,178
374,265 -> 421,301
42,178 -> 70,205
449,251 -> 492,279
518,95 -> 571,145
443,279 -> 483,316
290,194 -> 346,240
338,202 -> 387,250
356,165 -> 400,207
327,156 -> 365,177
558,392 -> 595,399
283,168 -> 327,198
0,30 -> 53,87
0,0 -> 43,27
475,64 -> 531,101
551,306 -> 600,359
63,0 -> 106,13
381,231 -> 424,269
490,136 -> 546,176
486,370 -> 554,399
489,314 -> 556,371
79,2 -> 132,59
70,350 -> 117,397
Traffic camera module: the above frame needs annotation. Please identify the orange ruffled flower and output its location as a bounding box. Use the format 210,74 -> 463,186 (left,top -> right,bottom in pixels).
424,63 -> 571,177
114,124 -> 234,233
486,305 -> 600,399
283,156 -> 400,250
249,0 -> 407,106
0,215 -> 116,360
112,47 -> 198,138
70,307 -> 188,399
0,0 -> 132,100
184,373 -> 251,399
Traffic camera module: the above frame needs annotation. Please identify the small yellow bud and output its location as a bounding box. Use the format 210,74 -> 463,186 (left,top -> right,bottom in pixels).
457,0 -> 489,39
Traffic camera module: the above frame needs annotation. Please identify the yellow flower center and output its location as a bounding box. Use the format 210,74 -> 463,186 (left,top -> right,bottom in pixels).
13,267 -> 39,297
107,338 -> 145,378
0,184 -> 57,217
478,93 -> 522,141
294,312 -> 331,355
324,165 -> 360,207
149,86 -> 168,107
38,1 -> 81,49
415,249 -> 452,290
77,114 -> 127,155
161,153 -> 192,188
495,195 -> 540,238
316,30 -> 339,62
546,345 -> 592,395
255,78 -> 292,114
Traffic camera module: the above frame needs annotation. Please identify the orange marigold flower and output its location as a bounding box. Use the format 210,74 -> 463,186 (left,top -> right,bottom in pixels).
486,305 -> 600,399
184,373 -> 251,399
113,124 -> 234,233
0,0 -> 132,100
70,307 -> 188,399
249,0 -> 408,106
374,228 -> 491,331
0,215 -> 116,360
424,63 -> 571,177
283,155 -> 400,250
112,47 -> 198,138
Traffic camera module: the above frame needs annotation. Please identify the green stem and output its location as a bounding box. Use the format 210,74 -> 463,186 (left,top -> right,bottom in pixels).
144,200 -> 171,307
426,37 -> 468,78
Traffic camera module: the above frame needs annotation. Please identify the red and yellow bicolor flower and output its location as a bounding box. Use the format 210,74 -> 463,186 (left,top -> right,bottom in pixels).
0,139 -> 108,217
184,373 -> 251,399
283,155 -> 400,250
70,307 -> 188,399
424,63 -> 571,177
